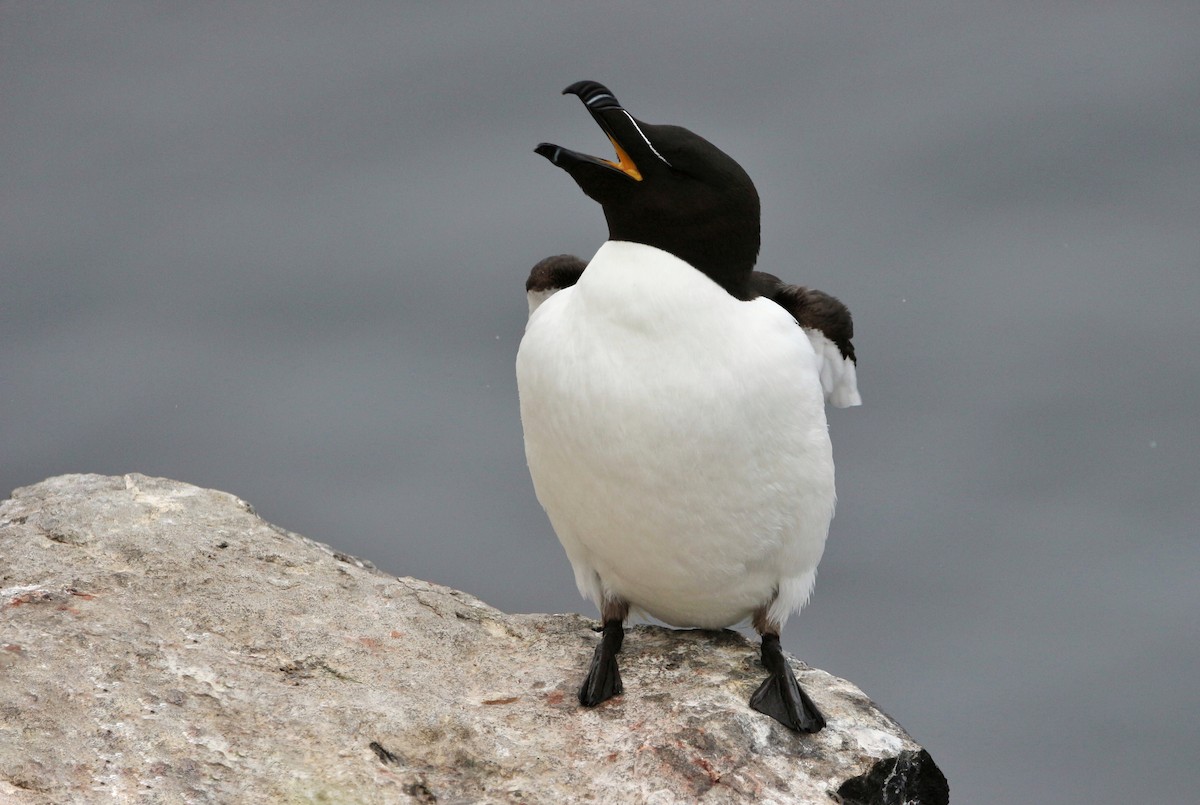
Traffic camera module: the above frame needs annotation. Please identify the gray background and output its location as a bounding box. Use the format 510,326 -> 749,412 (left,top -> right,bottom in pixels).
3,3 -> 1197,802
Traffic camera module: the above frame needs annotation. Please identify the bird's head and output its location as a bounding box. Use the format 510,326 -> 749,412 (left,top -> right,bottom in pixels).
535,81 -> 761,298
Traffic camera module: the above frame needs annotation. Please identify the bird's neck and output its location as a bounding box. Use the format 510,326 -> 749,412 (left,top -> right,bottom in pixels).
605,217 -> 759,300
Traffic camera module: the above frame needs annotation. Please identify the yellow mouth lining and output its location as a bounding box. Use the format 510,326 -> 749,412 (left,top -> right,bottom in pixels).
601,134 -> 643,181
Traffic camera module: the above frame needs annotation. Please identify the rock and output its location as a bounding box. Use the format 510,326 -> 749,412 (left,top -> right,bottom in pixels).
0,474 -> 947,804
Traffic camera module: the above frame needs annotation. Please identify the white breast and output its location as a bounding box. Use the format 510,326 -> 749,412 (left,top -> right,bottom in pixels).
516,241 -> 835,629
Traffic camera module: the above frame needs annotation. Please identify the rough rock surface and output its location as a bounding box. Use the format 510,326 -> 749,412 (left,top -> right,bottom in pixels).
0,474 -> 947,804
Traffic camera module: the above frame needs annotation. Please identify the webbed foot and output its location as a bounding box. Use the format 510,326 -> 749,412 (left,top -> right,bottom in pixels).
579,618 -> 624,707
749,633 -> 826,733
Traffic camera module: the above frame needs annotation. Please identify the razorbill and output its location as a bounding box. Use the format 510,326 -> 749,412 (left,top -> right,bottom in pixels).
517,80 -> 860,733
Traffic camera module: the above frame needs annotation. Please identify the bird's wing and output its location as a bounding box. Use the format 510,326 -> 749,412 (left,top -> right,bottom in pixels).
750,271 -> 861,408
525,254 -> 586,316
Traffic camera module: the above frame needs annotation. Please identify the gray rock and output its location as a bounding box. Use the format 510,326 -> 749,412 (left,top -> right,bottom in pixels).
0,474 -> 947,804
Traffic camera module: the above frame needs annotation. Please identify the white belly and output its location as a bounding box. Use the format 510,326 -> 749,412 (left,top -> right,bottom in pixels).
516,241 -> 835,629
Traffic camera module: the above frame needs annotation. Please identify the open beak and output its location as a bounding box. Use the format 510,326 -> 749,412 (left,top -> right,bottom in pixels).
535,81 -> 644,181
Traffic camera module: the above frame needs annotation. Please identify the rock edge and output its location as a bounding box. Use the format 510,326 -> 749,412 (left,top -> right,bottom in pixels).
0,474 -> 947,804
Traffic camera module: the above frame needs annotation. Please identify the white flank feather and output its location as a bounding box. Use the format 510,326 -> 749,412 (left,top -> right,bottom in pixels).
806,329 -> 862,408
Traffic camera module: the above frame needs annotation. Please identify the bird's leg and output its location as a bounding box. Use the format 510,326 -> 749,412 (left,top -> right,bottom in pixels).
579,598 -> 629,707
749,607 -> 826,733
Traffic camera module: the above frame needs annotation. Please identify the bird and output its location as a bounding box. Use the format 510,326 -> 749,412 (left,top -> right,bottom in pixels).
516,80 -> 860,734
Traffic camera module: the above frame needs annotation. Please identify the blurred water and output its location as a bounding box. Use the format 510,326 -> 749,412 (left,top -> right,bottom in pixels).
3,4 -> 1198,802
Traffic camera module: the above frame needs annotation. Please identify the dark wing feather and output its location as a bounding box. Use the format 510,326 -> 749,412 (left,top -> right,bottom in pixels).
750,271 -> 856,363
526,254 -> 586,294
750,270 -> 861,408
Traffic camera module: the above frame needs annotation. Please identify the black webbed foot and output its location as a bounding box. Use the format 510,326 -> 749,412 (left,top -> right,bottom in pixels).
749,633 -> 826,733
579,618 -> 624,706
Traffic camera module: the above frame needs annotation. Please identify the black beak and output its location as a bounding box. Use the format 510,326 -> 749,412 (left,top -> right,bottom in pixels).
535,81 -> 647,181
562,80 -> 623,111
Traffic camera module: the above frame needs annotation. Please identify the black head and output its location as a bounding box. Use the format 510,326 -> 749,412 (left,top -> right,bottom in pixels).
535,81 -> 761,299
